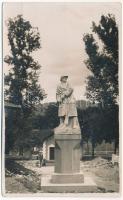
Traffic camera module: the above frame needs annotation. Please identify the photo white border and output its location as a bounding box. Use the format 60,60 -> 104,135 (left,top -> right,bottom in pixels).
0,0 -> 122,200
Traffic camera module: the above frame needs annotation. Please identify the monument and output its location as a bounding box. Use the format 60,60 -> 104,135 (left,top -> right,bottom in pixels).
41,76 -> 97,193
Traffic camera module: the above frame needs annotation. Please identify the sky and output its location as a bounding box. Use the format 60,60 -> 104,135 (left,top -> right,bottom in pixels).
3,2 -> 121,103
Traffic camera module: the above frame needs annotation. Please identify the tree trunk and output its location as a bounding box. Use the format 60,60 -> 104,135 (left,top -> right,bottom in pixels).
114,140 -> 118,154
87,140 -> 89,155
92,142 -> 95,158
19,147 -> 23,156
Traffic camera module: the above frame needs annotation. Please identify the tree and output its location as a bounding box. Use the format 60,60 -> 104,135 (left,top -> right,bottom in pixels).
44,103 -> 59,129
4,15 -> 46,153
4,15 -> 45,110
83,14 -> 118,107
81,106 -> 105,157
5,107 -> 22,154
100,105 -> 119,154
83,14 -> 119,154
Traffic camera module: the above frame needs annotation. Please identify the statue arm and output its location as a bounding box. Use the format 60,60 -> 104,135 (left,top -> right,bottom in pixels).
56,84 -> 73,102
56,86 -> 62,103
64,85 -> 73,97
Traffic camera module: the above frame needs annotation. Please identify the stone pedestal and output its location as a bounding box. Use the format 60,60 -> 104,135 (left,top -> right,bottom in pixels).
51,128 -> 84,184
41,127 -> 97,193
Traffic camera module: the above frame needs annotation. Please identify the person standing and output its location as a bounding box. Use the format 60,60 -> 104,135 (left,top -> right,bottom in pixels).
38,151 -> 43,167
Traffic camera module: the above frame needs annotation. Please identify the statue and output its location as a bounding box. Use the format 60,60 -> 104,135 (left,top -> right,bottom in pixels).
56,75 -> 80,131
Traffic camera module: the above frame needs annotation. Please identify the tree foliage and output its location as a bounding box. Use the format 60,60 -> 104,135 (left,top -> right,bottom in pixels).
80,106 -> 119,156
83,14 -> 118,107
4,15 -> 46,110
83,14 -> 119,154
31,103 -> 59,129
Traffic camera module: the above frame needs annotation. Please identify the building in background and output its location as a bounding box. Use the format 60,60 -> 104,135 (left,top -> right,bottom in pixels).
43,134 -> 54,161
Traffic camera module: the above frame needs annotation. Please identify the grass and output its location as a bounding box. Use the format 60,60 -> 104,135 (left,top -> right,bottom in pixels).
5,158 -> 41,193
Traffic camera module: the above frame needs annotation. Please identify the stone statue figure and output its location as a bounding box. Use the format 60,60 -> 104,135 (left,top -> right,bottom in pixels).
56,75 -> 80,130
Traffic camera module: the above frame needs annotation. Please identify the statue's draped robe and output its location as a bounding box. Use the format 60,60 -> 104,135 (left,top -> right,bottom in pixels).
56,82 -> 77,118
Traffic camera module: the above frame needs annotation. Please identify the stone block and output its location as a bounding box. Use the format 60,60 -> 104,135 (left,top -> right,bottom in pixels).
41,175 -> 97,193
51,172 -> 84,183
54,132 -> 81,174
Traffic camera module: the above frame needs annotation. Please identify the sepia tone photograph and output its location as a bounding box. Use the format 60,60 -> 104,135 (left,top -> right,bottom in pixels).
1,1 -> 121,196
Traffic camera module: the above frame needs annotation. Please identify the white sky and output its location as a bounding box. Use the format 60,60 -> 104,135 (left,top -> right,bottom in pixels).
3,2 -> 121,103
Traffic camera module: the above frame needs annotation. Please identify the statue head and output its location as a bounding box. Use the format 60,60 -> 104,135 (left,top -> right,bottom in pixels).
60,76 -> 68,83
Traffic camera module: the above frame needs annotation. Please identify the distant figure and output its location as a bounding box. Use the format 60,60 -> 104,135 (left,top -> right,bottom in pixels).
56,75 -> 80,129
38,151 -> 43,167
42,158 -> 46,166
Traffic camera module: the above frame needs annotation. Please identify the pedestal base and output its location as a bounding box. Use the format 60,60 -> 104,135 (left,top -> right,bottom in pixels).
51,172 -> 84,183
41,175 -> 97,193
41,128 -> 97,193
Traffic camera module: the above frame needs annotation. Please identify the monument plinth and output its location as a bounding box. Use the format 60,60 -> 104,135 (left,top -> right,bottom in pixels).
51,128 -> 84,184
41,127 -> 97,192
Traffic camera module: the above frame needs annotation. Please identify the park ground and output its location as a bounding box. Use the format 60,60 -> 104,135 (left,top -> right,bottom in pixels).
4,157 -> 119,194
